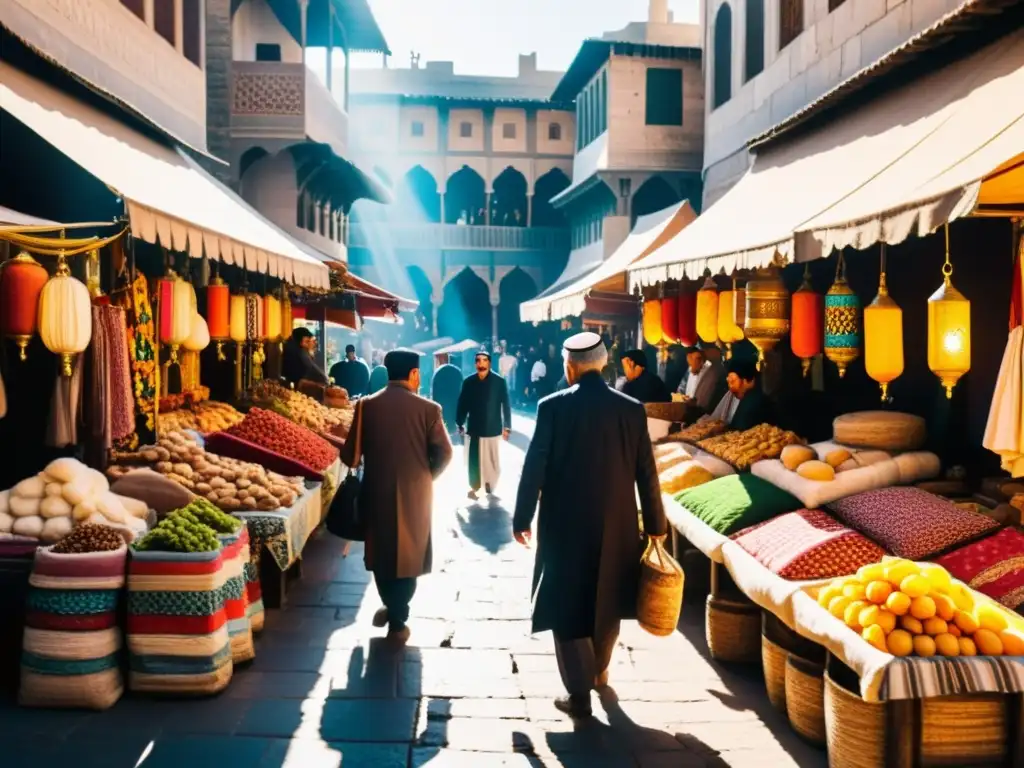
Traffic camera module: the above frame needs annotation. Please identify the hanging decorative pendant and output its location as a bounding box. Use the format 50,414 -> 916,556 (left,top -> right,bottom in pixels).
677,278 -> 698,346
864,246 -> 903,401
206,276 -> 230,361
0,252 -> 49,360
825,254 -> 861,378
38,255 -> 92,376
696,270 -> 719,344
743,266 -> 790,368
717,276 -> 745,359
928,225 -> 970,398
642,298 -> 663,346
791,266 -> 823,377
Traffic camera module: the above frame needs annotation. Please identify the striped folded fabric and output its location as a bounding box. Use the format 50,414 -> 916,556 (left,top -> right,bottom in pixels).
882,655 -> 1024,700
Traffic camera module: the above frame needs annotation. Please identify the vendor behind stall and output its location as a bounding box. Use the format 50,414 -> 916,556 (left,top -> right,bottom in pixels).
705,358 -> 773,431
620,349 -> 671,404
330,345 -> 371,397
677,344 -> 726,419
282,327 -> 329,387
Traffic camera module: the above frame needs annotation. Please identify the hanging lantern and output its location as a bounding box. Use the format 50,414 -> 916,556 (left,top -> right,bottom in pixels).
677,284 -> 698,346
38,256 -> 92,377
928,225 -> 970,398
825,254 -> 861,378
282,289 -> 293,342
744,266 -> 790,368
229,294 -> 247,344
661,293 -> 679,344
184,313 -> 210,352
158,274 -> 194,363
696,271 -> 719,344
864,246 -> 903,401
246,293 -> 266,380
156,273 -> 176,344
791,266 -> 823,377
642,299 -> 663,346
206,276 -> 230,361
717,278 -> 745,358
0,252 -> 49,360
264,295 -> 283,342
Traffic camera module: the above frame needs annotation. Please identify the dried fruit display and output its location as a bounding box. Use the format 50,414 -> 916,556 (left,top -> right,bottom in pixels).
225,408 -> 338,472
697,424 -> 804,472
249,380 -> 350,433
158,401 -> 244,434
657,420 -> 729,446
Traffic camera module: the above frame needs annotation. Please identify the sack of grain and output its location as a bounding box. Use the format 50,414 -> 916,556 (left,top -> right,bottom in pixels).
637,536 -> 684,637
832,411 -> 926,452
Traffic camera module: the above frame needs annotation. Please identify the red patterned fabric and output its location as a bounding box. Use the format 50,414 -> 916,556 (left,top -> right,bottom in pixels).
827,487 -> 1000,560
731,509 -> 887,580
935,528 -> 1024,613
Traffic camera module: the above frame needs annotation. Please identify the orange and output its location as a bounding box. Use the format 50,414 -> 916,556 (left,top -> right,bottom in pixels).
885,591 -> 911,617
947,625 -> 962,638
953,610 -> 980,635
865,581 -> 892,605
909,595 -> 937,620
932,593 -> 956,622
886,629 -> 913,657
900,575 -> 931,599
884,560 -> 918,587
900,615 -> 924,635
829,596 -> 852,620
975,604 -> 1010,633
912,635 -> 936,658
934,633 -> 960,657
1000,630 -> 1024,656
844,600 -> 868,630
875,610 -> 897,635
862,624 -> 887,652
973,629 -> 1004,657
957,636 -> 977,657
922,617 -> 948,637
858,605 -> 881,629
920,563 -> 953,593
843,582 -> 867,601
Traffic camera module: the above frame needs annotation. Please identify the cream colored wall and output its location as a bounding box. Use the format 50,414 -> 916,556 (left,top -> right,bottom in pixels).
232,0 -> 302,63
448,109 -> 485,152
350,102 -> 402,154
491,108 -> 528,153
703,0 -> 966,202
536,109 -> 575,155
399,105 -> 441,153
606,56 -> 704,172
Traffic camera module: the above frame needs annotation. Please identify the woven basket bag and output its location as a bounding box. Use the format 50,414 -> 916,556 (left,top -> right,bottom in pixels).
637,535 -> 684,636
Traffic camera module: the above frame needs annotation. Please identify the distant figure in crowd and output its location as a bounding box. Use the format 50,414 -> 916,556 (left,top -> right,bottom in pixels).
340,349 -> 453,647
704,358 -> 773,431
677,344 -> 726,420
329,344 -> 371,398
431,362 -> 463,434
282,327 -> 328,387
368,364 -> 389,395
457,350 -> 512,500
620,349 -> 671,404
513,332 -> 667,718
529,353 -> 547,403
498,344 -> 518,403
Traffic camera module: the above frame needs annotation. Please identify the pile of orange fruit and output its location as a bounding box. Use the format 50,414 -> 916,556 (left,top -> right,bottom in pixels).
815,560 -> 1024,658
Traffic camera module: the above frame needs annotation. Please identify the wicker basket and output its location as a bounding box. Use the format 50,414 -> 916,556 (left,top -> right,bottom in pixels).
705,596 -> 759,663
761,634 -> 788,712
637,536 -> 684,636
785,654 -> 825,747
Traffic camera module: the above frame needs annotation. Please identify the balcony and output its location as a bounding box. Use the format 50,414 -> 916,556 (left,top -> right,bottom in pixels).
230,61 -> 348,156
347,224 -> 569,252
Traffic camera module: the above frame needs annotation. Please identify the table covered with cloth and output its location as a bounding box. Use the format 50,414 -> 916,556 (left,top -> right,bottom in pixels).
233,482 -> 323,573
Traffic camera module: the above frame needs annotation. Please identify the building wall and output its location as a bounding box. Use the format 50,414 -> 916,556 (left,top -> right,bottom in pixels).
232,0 -> 302,63
703,0 -> 965,205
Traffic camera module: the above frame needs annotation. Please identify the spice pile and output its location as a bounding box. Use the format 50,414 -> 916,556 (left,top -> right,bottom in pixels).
226,408 -> 338,471
697,424 -> 804,472
133,508 -> 221,553
51,523 -> 126,554
107,430 -> 304,512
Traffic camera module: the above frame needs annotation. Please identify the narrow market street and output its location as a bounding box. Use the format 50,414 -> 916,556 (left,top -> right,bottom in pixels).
3,416 -> 825,768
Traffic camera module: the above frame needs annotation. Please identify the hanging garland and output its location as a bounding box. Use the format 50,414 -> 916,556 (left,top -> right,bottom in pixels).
0,228 -> 127,257
115,272 -> 157,439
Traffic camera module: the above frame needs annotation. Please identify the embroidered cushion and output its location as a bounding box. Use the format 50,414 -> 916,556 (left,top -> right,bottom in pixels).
675,474 -> 802,536
731,509 -> 887,581
935,528 -> 1024,613
827,487 -> 1001,560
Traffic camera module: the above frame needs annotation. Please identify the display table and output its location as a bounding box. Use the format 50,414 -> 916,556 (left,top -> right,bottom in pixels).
663,493 -> 730,563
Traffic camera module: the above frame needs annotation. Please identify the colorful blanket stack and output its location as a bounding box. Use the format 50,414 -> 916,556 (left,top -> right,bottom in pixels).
126,546 -> 233,695
19,545 -> 127,710
219,525 -> 255,662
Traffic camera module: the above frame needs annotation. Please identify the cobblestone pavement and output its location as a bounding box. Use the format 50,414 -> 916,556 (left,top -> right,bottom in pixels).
3,418 -> 827,768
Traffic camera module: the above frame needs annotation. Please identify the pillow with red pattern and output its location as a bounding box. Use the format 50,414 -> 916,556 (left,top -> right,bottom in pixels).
935,528 -> 1024,613
826,487 -> 1000,560
731,509 -> 887,581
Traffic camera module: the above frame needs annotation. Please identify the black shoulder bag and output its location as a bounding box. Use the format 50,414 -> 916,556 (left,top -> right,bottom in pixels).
326,399 -> 366,541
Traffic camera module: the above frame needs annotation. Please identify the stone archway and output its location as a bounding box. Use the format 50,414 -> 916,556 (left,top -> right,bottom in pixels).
532,168 -> 571,228
498,268 -> 539,348
491,166 -> 528,227
445,166 -> 486,225
631,176 -> 682,227
439,267 -> 491,342
397,165 -> 441,223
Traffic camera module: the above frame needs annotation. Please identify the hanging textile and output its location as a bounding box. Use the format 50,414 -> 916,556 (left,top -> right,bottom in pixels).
983,234 -> 1024,476
115,273 -> 156,444
47,352 -> 83,448
105,306 -> 135,441
88,304 -> 112,459
0,366 -> 6,419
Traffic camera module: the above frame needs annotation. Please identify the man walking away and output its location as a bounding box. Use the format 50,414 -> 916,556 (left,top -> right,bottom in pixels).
457,350 -> 512,500
330,344 -> 371,397
512,332 -> 667,718
340,349 -> 453,647
620,349 -> 671,404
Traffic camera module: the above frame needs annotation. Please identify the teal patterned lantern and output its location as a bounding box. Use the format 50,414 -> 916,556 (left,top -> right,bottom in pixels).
824,254 -> 860,378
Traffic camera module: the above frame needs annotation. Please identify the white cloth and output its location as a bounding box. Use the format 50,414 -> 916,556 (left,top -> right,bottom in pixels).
683,361 -> 709,399
465,435 -> 502,489
498,354 -> 517,378
531,360 -> 547,382
709,391 -> 741,424
984,324 -> 1024,476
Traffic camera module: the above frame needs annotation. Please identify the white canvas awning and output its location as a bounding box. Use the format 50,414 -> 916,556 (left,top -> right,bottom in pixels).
0,61 -> 330,289
630,28 -> 1024,289
522,201 -> 696,323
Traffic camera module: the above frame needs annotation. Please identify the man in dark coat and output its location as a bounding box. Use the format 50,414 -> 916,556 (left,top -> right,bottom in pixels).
329,344 -> 370,397
456,350 -> 512,499
282,327 -> 329,386
512,332 -> 667,718
368,364 -> 389,395
340,349 -> 453,647
431,362 -> 463,434
619,349 -> 671,403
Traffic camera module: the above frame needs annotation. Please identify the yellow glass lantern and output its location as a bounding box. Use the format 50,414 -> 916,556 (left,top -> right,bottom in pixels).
642,299 -> 663,346
264,295 -> 282,342
928,226 -> 970,398
863,247 -> 903,401
282,291 -> 293,342
696,272 -> 719,344
717,278 -> 745,358
743,266 -> 790,367
38,256 -> 92,376
229,295 -> 247,395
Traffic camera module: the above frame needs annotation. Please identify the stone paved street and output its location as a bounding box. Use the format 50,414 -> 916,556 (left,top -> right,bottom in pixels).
3,417 -> 826,768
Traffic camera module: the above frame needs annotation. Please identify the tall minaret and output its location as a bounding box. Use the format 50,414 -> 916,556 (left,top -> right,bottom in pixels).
648,0 -> 670,24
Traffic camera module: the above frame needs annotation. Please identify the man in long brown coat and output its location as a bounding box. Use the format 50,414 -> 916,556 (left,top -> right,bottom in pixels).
340,349 -> 453,647
512,332 -> 667,718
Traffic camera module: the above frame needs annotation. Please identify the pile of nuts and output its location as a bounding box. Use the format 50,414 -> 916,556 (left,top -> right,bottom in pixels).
251,381 -> 349,433
51,523 -> 125,554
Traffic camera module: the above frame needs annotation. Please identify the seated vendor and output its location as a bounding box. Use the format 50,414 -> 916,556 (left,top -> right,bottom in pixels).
620,349 -> 671,404
282,327 -> 329,387
677,343 -> 726,420
704,358 -> 773,431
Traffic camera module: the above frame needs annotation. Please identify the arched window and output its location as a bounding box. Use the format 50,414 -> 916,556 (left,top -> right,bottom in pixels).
713,4 -> 733,109
548,122 -> 561,141
779,0 -> 803,51
745,0 -> 764,81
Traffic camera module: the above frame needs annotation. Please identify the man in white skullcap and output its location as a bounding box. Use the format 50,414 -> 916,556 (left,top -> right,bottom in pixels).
512,332 -> 667,718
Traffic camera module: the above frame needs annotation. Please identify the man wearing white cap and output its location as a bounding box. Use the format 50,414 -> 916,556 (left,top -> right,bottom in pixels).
456,349 -> 512,499
512,332 -> 667,718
